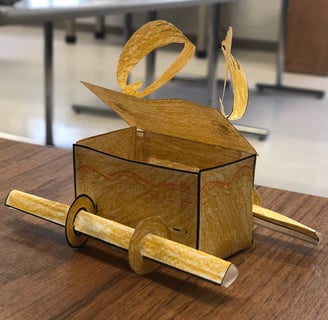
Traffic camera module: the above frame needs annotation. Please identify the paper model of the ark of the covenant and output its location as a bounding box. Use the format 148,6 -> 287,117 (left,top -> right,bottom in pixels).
5,20 -> 321,288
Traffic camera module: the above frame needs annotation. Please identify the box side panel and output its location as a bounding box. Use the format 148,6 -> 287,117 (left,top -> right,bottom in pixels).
74,145 -> 198,247
77,127 -> 136,160
199,156 -> 255,258
140,131 -> 252,171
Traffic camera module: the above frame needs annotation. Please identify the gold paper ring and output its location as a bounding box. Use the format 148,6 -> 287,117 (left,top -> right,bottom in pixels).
128,217 -> 170,275
65,194 -> 96,248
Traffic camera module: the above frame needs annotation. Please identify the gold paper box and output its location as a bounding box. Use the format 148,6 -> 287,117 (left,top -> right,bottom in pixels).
4,21 -> 320,288
73,84 -> 257,258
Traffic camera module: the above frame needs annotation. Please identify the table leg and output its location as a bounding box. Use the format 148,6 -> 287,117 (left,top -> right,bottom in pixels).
145,10 -> 158,88
207,3 -> 220,107
94,16 -> 106,39
44,21 -> 54,146
196,5 -> 207,58
65,20 -> 77,44
123,13 -> 133,40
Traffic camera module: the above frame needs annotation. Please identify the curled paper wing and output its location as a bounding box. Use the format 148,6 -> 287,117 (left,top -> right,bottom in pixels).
220,27 -> 248,121
117,20 -> 195,98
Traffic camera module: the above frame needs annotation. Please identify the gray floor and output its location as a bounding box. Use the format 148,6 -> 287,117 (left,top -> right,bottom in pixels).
0,26 -> 327,197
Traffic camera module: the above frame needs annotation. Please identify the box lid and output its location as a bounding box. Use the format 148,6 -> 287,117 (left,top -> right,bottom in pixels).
83,82 -> 256,155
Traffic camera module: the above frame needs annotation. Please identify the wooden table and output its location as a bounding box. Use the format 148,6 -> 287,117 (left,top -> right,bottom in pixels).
0,138 -> 327,319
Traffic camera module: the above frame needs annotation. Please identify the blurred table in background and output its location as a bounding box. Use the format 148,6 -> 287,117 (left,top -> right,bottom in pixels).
0,0 -> 233,145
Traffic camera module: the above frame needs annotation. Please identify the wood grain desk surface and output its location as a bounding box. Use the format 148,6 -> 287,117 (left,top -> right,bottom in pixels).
0,138 -> 327,319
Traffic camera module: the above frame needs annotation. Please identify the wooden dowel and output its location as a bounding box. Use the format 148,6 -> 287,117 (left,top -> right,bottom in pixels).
5,190 -> 237,287
253,204 -> 321,245
75,210 -> 237,286
6,190 -> 68,226
6,190 -> 319,245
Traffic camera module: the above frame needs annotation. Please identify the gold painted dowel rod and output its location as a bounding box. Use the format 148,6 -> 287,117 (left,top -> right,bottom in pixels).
253,204 -> 321,245
5,190 -> 237,288
6,189 -> 319,245
6,190 -> 68,226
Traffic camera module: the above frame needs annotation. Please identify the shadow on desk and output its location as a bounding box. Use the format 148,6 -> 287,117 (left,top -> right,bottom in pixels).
6,212 -> 230,303
79,239 -> 233,304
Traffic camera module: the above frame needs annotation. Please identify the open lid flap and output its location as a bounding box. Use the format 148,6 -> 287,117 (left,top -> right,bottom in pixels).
82,81 -> 256,155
